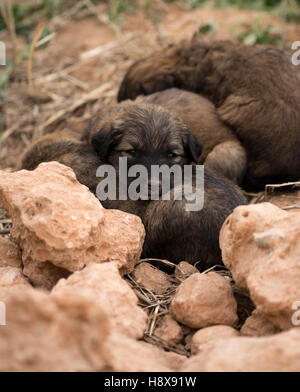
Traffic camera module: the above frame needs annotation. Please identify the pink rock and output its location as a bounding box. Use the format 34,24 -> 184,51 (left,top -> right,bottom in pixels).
22,258 -> 70,290
191,325 -> 239,355
0,237 -> 21,268
133,262 -> 173,295
175,261 -> 199,281
220,202 -> 300,330
154,315 -> 184,346
182,328 -> 300,372
103,332 -> 186,372
0,286 -> 185,372
170,272 -> 238,329
240,309 -> 280,337
52,262 -> 147,339
0,162 -> 145,287
0,288 -> 109,371
0,266 -> 31,302
100,209 -> 145,275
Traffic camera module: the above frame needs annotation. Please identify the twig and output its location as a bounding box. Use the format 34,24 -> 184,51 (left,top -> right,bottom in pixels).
149,304 -> 160,336
28,20 -> 45,86
139,258 -> 177,269
282,202 -> 300,210
79,33 -> 136,60
35,32 -> 56,49
264,181 -> 300,201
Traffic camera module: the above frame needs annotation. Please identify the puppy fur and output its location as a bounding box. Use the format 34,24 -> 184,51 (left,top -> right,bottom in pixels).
118,37 -> 300,189
137,88 -> 247,184
21,102 -> 246,269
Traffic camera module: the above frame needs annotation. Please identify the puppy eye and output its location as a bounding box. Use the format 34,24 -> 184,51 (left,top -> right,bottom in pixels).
121,150 -> 136,156
168,152 -> 177,158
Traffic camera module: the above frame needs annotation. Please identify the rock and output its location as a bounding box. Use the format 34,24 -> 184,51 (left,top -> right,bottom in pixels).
0,286 -> 185,372
175,261 -> 199,281
220,202 -> 300,330
240,309 -> 280,337
0,288 -> 110,371
133,262 -> 173,295
170,272 -> 238,329
0,237 -> 21,268
0,162 -> 145,287
182,328 -> 300,372
103,332 -> 186,372
184,332 -> 194,352
52,262 -> 147,339
154,315 -> 184,346
0,267 -> 31,302
0,267 -> 29,288
22,258 -> 70,290
0,162 -> 103,272
191,325 -> 239,355
100,209 -> 145,275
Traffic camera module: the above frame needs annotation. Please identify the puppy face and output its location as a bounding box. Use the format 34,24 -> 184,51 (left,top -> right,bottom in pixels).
92,104 -> 201,166
91,104 -> 202,192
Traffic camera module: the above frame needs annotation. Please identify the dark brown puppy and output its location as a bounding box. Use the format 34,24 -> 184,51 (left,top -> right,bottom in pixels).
84,101 -> 246,267
82,100 -> 202,171
137,88 -> 246,184
118,38 -> 300,189
21,102 -> 246,269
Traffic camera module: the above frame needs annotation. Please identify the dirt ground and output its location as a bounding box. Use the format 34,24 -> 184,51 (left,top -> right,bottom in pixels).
0,1 -> 299,170
0,2 -> 300,358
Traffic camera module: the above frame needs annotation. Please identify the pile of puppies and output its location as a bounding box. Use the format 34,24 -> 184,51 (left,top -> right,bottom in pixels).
20,36 -> 300,269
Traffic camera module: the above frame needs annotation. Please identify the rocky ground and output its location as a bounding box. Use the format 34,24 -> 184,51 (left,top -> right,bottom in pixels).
1,161 -> 300,371
0,0 -> 300,372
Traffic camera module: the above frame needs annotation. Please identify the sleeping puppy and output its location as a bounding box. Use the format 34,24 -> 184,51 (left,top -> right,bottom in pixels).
117,37 -> 300,189
137,88 -> 246,185
21,101 -> 246,269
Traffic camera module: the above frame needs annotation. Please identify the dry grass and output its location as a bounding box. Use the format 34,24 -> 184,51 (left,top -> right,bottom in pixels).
0,3 -> 173,169
125,260 -> 254,356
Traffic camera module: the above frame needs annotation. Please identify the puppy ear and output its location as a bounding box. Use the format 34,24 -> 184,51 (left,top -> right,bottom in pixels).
91,122 -> 121,160
183,133 -> 202,163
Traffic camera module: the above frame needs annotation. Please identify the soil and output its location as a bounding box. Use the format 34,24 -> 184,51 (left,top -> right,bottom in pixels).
0,2 -> 299,169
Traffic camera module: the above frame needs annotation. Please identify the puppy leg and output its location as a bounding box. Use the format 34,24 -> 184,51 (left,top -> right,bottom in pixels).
204,140 -> 247,185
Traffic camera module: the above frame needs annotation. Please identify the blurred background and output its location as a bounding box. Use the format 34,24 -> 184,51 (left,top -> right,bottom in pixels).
0,0 -> 299,170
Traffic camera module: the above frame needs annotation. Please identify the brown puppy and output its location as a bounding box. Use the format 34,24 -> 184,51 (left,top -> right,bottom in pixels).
118,38 -> 300,189
137,88 -> 246,184
21,102 -> 246,269
21,129 -> 101,194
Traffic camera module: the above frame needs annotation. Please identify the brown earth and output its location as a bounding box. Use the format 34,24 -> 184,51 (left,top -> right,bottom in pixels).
0,1 -> 299,169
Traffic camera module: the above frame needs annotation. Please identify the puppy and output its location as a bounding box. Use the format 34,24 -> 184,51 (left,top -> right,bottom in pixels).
21,102 -> 246,269
118,38 -> 300,189
21,129 -> 101,194
136,88 -> 246,184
